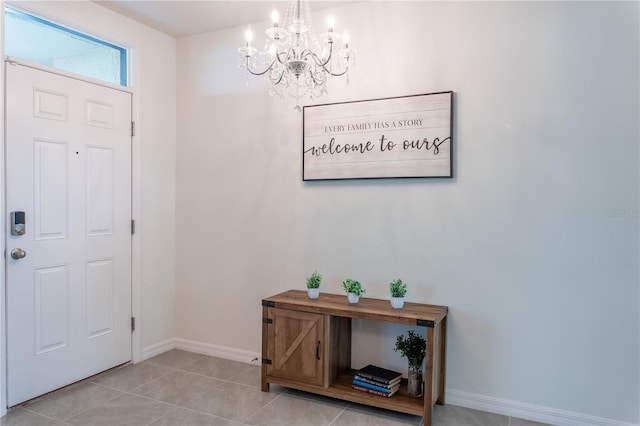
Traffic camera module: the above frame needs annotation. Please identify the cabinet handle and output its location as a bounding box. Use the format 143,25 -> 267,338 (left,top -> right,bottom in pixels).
316,341 -> 321,360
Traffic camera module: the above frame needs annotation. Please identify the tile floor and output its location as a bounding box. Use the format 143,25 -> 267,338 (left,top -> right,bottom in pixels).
1,350 -> 550,426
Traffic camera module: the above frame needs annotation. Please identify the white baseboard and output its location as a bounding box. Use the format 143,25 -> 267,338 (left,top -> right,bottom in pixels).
446,389 -> 638,426
139,338 -> 176,361
174,338 -> 260,364
139,338 -> 260,365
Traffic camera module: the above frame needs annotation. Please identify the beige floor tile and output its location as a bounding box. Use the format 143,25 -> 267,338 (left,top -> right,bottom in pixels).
227,365 -> 262,388
131,370 -> 223,405
149,408 -> 242,426
246,393 -> 345,426
66,393 -> 175,426
182,356 -> 251,380
509,417 -> 552,426
227,365 -> 286,393
333,409 -> 420,426
22,382 -> 122,421
0,408 -> 67,426
90,361 -> 174,392
432,404 -> 509,426
145,349 -> 207,369
184,381 -> 279,422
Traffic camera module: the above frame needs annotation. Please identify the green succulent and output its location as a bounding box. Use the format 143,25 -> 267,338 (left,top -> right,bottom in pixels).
342,278 -> 365,296
389,278 -> 407,297
306,271 -> 321,289
394,330 -> 426,371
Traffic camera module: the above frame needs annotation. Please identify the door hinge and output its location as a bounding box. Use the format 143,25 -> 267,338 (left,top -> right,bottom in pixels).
263,318 -> 273,324
131,121 -> 136,137
262,358 -> 272,365
131,219 -> 136,235
131,317 -> 136,332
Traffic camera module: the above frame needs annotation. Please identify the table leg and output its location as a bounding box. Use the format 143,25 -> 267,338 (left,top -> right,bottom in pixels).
424,326 -> 435,426
261,305 -> 269,392
437,316 -> 447,405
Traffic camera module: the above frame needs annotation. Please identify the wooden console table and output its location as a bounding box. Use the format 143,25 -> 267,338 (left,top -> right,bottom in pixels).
261,290 -> 448,426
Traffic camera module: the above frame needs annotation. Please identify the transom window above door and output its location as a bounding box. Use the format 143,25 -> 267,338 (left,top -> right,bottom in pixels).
4,6 -> 128,86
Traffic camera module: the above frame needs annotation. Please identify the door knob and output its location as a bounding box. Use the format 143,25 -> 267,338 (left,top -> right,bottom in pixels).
10,248 -> 26,260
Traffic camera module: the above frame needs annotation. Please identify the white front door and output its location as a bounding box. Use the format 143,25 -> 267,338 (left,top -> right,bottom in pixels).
5,62 -> 132,406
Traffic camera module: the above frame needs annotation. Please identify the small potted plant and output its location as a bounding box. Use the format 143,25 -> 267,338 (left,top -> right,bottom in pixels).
306,271 -> 321,299
342,278 -> 365,303
389,278 -> 407,309
394,330 -> 426,397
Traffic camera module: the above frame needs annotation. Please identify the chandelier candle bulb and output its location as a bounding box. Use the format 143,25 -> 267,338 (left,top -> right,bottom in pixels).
271,9 -> 279,26
328,15 -> 335,32
343,31 -> 349,48
245,26 -> 253,45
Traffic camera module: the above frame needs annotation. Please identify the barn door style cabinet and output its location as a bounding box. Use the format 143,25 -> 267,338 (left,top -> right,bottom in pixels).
261,290 -> 448,426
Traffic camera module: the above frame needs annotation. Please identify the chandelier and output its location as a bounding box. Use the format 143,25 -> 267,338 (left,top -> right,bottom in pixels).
238,0 -> 355,112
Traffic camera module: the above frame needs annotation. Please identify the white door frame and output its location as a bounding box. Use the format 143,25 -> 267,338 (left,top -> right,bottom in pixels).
1,4 -> 6,416
0,48 -> 143,419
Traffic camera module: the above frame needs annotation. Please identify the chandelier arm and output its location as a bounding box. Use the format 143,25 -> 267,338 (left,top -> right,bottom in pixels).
313,64 -> 349,77
302,43 -> 350,76
310,54 -> 350,77
244,56 -> 278,76
274,48 -> 296,66
308,69 -> 323,86
271,69 -> 286,85
324,67 -> 349,77
300,43 -> 334,68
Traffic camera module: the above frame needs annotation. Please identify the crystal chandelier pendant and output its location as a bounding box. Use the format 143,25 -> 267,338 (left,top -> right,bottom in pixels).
238,0 -> 355,112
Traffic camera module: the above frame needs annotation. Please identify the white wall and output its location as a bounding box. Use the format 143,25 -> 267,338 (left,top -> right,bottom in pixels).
176,1 -> 639,425
0,1 -> 177,408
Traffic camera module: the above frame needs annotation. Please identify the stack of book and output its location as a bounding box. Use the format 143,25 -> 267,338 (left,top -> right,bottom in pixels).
352,364 -> 402,398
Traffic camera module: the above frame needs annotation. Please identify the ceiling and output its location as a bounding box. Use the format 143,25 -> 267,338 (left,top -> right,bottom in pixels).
94,1 -> 357,38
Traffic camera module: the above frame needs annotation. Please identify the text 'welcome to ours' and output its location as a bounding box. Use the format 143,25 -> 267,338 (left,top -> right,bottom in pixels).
305,118 -> 449,158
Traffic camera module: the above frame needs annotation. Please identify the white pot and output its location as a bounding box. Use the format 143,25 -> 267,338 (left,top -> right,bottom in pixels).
347,293 -> 360,304
308,288 -> 320,299
390,297 -> 405,309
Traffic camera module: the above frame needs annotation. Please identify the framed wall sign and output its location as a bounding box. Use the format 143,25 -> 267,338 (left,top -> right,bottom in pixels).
303,91 -> 453,180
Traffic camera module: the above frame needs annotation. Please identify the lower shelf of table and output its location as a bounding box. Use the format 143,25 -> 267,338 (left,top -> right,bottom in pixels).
264,370 -> 426,417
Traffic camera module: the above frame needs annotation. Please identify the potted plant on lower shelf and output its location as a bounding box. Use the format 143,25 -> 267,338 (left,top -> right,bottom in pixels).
342,278 -> 365,303
389,278 -> 407,309
394,330 -> 426,397
306,271 -> 321,299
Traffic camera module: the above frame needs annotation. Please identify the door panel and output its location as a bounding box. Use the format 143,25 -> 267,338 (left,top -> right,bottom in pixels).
6,62 -> 132,406
34,139 -> 69,239
86,258 -> 115,339
33,88 -> 68,121
34,264 -> 69,354
267,308 -> 324,386
86,146 -> 114,235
